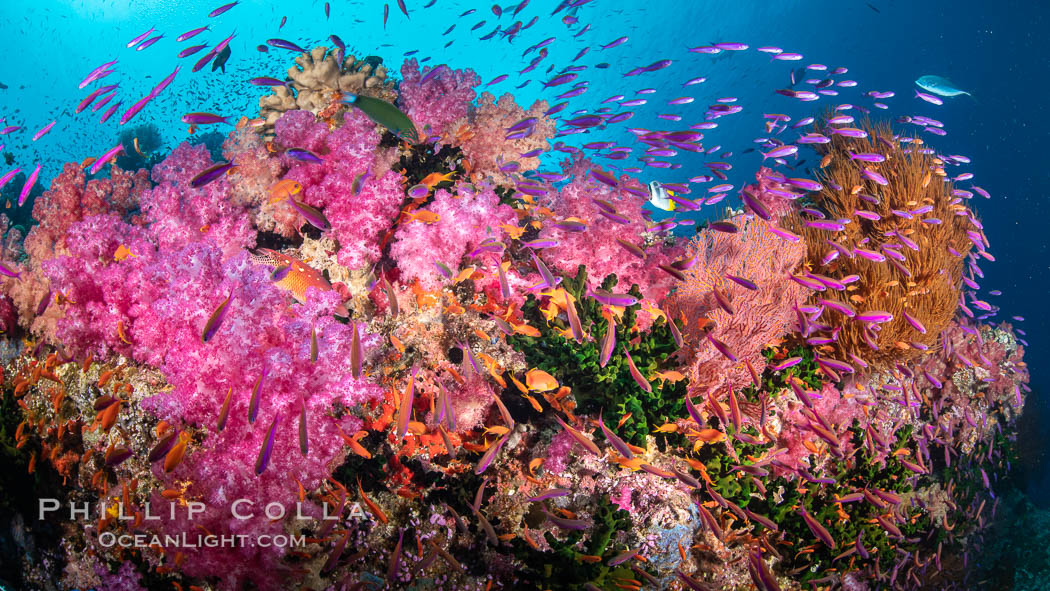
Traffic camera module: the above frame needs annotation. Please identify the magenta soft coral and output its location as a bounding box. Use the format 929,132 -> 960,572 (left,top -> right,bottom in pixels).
774,380 -> 867,472
389,185 -> 517,290
538,159 -> 682,303
141,143 -> 257,257
40,214 -> 155,357
399,58 -> 480,140
137,271 -> 384,591
276,109 -> 404,269
46,214 -> 384,588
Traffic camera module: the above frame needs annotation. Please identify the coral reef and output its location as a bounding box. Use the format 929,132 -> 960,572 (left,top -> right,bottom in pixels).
0,40 -> 1030,591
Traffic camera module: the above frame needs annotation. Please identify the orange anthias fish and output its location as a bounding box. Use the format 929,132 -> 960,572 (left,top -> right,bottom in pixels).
249,248 -> 348,317
114,244 -> 137,261
405,210 -> 441,224
420,171 -> 454,190
525,369 -> 558,392
269,179 -> 303,204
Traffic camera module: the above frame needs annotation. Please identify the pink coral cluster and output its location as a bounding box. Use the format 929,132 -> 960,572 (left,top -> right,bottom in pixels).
390,185 -> 517,289
2,162 -> 150,337
538,158 -> 684,303
27,162 -> 148,252
743,166 -> 800,219
457,91 -> 556,185
43,210 -> 384,589
141,143 -> 257,257
276,109 -> 405,269
399,59 -> 481,140
774,380 -> 868,472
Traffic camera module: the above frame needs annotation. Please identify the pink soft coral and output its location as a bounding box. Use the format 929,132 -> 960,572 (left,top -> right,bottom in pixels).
775,380 -> 866,472
389,185 -> 517,290
743,166 -> 799,219
28,162 -> 147,249
457,91 -> 556,185
399,58 -> 480,140
538,158 -> 683,303
140,143 -> 256,257
276,109 -> 404,269
1,163 -> 149,338
44,209 -> 384,589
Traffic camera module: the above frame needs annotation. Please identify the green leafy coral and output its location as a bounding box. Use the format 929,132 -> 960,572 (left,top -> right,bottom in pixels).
746,422 -> 930,582
507,265 -> 686,447
739,345 -> 824,405
509,495 -> 635,590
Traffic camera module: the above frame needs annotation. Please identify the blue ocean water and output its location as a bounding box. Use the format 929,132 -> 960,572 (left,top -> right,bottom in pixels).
0,0 -> 1047,585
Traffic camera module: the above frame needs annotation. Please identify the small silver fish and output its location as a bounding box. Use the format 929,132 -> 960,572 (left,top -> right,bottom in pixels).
915,75 -> 970,98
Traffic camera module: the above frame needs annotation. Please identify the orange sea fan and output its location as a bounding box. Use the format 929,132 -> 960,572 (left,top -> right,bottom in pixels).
666,214 -> 807,396
784,120 -> 977,368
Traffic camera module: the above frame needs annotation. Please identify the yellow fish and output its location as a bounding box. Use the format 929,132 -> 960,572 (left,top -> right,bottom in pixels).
114,245 -> 137,261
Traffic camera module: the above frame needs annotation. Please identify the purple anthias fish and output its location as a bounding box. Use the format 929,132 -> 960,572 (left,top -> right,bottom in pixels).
121,66 -> 180,125
181,112 -> 229,124
126,27 -> 154,49
178,44 -> 209,58
79,59 -> 117,88
0,168 -> 21,193
190,162 -> 236,188
136,35 -> 164,51
287,148 -> 323,164
249,77 -> 289,87
209,1 -> 239,17
255,413 -> 279,476
32,121 -> 56,141
18,163 -> 41,206
177,25 -> 210,42
267,38 -> 307,53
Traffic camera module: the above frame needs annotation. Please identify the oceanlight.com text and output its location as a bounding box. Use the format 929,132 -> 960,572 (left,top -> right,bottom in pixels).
98,532 -> 307,549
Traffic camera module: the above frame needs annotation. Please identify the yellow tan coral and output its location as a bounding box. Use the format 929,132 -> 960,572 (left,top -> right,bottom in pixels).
784,120 -> 976,368
258,47 -> 399,139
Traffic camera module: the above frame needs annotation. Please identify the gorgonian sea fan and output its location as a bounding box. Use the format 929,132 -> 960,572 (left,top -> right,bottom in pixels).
666,214 -> 807,396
